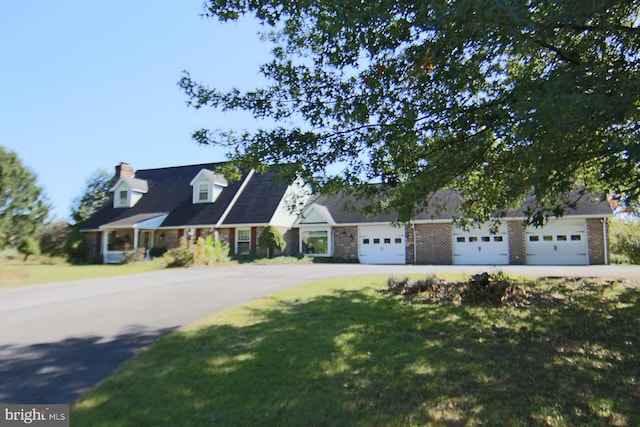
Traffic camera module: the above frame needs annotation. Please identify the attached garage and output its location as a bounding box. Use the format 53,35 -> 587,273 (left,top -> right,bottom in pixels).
525,219 -> 588,265
300,191 -> 612,266
452,223 -> 509,265
358,225 -> 406,264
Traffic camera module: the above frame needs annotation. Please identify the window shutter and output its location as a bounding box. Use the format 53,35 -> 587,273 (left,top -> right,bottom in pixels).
229,228 -> 235,252
251,227 -> 257,252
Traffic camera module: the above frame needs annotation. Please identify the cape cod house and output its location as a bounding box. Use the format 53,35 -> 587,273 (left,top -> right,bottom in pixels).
82,162 -> 613,265
81,162 -> 307,263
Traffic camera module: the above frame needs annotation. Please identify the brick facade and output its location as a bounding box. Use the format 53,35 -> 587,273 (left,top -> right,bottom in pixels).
287,228 -> 299,256
405,225 -> 415,264
587,218 -> 608,265
414,223 -> 452,264
333,226 -> 359,261
218,228 -> 236,250
84,232 -> 101,260
156,229 -> 180,249
87,217 -> 610,265
507,220 -> 526,265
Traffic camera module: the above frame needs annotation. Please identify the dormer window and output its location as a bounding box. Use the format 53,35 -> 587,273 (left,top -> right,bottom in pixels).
190,169 -> 228,204
118,190 -> 128,207
111,177 -> 148,208
197,183 -> 209,202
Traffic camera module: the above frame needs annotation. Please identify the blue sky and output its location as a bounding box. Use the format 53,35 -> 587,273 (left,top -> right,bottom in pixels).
1,1 -> 271,220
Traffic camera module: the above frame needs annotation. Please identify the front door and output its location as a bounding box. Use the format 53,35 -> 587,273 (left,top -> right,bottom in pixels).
140,231 -> 153,250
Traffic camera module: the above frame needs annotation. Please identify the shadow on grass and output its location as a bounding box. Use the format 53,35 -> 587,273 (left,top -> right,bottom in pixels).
0,326 -> 175,404
72,281 -> 640,426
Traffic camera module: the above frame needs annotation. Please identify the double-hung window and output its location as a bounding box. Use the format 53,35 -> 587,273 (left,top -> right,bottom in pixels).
198,183 -> 209,202
118,190 -> 128,207
236,229 -> 251,254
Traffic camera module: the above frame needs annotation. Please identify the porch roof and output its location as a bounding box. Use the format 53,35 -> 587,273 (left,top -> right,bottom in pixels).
99,213 -> 168,229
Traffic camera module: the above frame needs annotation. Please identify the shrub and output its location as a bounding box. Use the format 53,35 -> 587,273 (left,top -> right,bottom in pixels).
163,239 -> 195,268
163,237 -> 231,268
149,246 -> 168,258
195,236 -> 231,265
122,248 -> 147,264
39,221 -> 70,257
64,226 -> 90,263
18,237 -> 41,261
258,226 -> 287,258
609,218 -> 640,264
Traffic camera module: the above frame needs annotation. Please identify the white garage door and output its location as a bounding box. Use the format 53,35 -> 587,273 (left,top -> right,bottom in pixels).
358,226 -> 406,264
453,223 -> 509,265
526,219 -> 588,265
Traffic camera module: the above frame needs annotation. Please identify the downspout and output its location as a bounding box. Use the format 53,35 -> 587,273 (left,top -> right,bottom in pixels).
603,218 -> 610,265
413,223 -> 417,265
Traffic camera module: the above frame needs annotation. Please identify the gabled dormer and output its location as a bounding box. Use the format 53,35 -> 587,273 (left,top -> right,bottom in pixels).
111,177 -> 148,208
296,203 -> 336,226
190,169 -> 228,204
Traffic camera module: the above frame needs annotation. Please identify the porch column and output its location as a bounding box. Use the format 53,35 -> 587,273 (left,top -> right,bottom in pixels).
133,227 -> 140,252
102,230 -> 109,264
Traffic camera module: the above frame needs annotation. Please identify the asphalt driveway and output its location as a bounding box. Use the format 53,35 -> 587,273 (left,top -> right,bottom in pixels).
1,263 -> 639,404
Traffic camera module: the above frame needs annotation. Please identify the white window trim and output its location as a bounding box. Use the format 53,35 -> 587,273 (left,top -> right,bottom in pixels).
115,189 -> 129,208
195,182 -> 211,203
236,228 -> 251,255
299,227 -> 332,257
190,169 -> 228,204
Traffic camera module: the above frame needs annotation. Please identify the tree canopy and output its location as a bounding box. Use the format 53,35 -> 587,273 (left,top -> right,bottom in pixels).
180,0 -> 640,225
71,169 -> 112,224
0,147 -> 50,248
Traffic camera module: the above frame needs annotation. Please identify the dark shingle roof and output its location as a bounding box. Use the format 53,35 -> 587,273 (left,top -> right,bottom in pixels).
306,189 -> 612,224
81,163 -> 288,230
222,169 -> 289,225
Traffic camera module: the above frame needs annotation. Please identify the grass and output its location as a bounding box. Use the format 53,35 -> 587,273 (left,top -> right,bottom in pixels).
0,257 -> 165,287
71,275 -> 640,426
0,249 -> 314,287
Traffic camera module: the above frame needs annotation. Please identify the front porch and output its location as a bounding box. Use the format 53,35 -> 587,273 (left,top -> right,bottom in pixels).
100,214 -> 167,264
102,230 -> 154,264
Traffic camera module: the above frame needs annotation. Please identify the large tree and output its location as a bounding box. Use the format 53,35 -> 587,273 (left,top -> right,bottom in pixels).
0,147 -> 50,248
180,0 -> 640,225
70,169 -> 112,224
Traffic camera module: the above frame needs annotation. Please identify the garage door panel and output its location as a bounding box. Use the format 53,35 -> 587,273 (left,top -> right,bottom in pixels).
453,224 -> 509,265
359,226 -> 406,264
525,220 -> 588,265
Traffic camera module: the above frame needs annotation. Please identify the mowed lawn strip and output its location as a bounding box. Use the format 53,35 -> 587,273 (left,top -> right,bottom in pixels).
71,275 -> 640,426
0,262 -> 165,287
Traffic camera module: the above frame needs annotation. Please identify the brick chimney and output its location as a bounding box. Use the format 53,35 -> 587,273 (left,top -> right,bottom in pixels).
115,162 -> 134,179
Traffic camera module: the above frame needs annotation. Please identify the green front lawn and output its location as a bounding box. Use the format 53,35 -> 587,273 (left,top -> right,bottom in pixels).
72,275 -> 640,426
0,251 -> 315,287
0,261 -> 165,287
